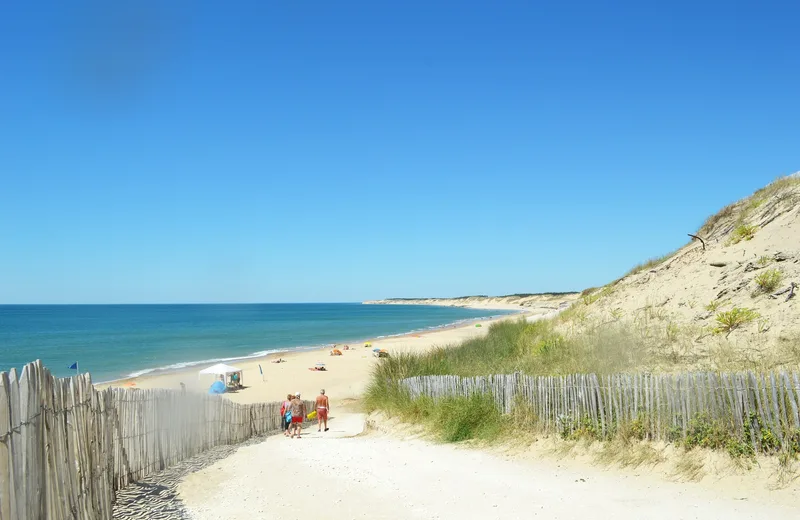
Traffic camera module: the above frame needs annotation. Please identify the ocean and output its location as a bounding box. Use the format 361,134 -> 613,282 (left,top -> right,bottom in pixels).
0,304 -> 513,382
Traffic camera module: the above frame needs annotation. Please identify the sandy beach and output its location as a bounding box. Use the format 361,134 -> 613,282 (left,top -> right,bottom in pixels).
98,310 -> 528,407
179,415 -> 799,520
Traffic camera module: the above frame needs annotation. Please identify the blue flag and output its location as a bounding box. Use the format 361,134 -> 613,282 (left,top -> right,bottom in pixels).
68,362 -> 78,370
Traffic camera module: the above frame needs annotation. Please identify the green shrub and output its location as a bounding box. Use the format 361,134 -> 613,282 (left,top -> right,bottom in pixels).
666,322 -> 680,343
713,308 -> 759,335
624,416 -> 648,441
699,203 -> 737,237
754,269 -> 782,294
582,292 -> 601,305
747,198 -> 766,211
705,299 -> 728,312
743,413 -> 781,454
437,393 -> 503,442
726,438 -> 755,459
728,223 -> 757,245
623,254 -> 674,278
684,413 -> 729,450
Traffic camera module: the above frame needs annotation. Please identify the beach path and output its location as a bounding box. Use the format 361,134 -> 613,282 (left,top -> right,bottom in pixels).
178,414 -> 796,520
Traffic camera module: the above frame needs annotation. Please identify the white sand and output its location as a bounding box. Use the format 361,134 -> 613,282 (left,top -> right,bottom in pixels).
98,311 -> 528,408
179,413 -> 798,520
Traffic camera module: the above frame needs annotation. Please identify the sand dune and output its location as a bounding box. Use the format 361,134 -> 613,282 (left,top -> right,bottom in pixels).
571,174 -> 800,367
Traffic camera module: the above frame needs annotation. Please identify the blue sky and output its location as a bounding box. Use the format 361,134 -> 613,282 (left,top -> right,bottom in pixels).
1,1 -> 798,304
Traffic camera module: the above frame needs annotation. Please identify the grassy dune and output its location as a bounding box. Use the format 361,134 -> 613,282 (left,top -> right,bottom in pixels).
365,174 -> 800,472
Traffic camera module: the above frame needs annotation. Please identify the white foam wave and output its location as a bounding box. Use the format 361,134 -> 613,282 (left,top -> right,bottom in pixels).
100,310 -> 518,384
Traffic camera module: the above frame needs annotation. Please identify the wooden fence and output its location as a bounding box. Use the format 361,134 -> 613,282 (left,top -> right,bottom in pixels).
0,360 -> 314,520
401,371 -> 800,449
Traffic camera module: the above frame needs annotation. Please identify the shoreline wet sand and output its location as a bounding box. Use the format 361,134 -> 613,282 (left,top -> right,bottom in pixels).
97,308 -> 537,406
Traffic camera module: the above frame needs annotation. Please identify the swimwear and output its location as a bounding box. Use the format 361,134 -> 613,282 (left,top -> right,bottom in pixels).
291,415 -> 304,424
316,407 -> 328,421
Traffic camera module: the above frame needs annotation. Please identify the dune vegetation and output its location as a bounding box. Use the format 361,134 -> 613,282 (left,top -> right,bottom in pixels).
366,173 -> 800,474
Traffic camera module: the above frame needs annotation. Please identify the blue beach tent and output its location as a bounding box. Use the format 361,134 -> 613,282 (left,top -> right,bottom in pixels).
208,381 -> 226,394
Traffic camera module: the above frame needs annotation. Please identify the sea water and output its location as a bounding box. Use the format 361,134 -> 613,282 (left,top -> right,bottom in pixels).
0,304 -> 513,381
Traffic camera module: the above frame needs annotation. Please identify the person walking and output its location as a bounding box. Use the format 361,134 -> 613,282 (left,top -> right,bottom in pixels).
289,392 -> 306,439
315,389 -> 330,432
281,393 -> 293,437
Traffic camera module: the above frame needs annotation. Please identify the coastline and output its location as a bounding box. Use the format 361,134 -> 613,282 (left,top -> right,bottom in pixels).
95,309 -> 518,385
364,293 -> 580,311
96,307 -> 529,405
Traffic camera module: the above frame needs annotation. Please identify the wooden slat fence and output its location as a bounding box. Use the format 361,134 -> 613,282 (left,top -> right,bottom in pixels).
0,360 -> 313,520
401,371 -> 800,448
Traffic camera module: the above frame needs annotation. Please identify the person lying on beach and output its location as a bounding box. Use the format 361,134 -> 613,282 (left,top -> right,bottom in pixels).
289,392 -> 306,438
271,358 -> 285,363
315,389 -> 330,432
308,366 -> 327,371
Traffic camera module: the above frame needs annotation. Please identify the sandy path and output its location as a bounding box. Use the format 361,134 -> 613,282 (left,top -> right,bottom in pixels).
179,415 -> 797,520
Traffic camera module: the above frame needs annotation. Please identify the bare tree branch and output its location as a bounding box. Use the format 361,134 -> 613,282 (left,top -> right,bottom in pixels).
687,233 -> 706,250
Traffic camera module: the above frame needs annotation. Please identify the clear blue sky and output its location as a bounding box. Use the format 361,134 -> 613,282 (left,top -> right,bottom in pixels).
1,1 -> 798,304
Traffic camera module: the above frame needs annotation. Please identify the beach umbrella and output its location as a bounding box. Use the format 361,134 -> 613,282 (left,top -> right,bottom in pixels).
208,381 -> 226,394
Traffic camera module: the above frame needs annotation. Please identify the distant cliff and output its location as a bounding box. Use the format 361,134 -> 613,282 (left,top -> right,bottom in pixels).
363,293 -> 579,313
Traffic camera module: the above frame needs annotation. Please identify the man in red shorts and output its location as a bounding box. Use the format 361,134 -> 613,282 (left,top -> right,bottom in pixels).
315,389 -> 330,432
289,392 -> 306,438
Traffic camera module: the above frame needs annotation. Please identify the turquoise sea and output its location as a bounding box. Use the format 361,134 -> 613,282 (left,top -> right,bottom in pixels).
0,304 -> 513,382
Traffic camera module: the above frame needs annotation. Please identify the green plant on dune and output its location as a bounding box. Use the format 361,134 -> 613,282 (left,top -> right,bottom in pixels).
705,299 -> 728,312
622,253 -> 675,278
754,269 -> 782,294
727,223 -> 757,245
436,393 -> 503,442
666,322 -> 680,343
756,255 -> 773,267
582,292 -> 601,305
700,174 -> 800,239
747,197 -> 767,212
713,308 -> 760,336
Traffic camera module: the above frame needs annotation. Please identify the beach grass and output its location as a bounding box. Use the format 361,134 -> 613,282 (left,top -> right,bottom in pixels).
754,269 -> 782,294
366,312 -> 800,445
